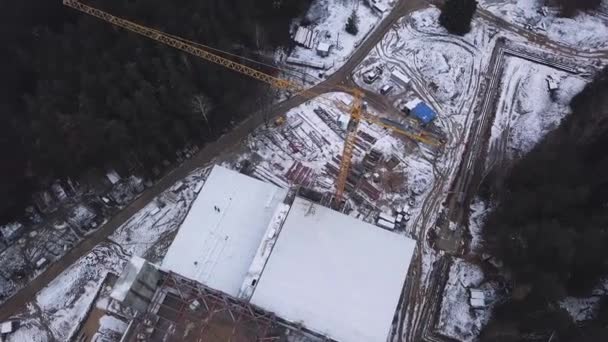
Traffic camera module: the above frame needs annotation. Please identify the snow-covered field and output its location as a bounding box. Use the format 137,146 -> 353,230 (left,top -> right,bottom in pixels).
4,168 -> 210,341
488,56 -> 586,159
480,0 -> 608,51
109,168 -> 210,262
437,259 -> 496,342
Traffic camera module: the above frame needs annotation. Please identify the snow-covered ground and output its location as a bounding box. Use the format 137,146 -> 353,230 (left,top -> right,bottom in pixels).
354,7 -> 498,126
488,56 -> 586,159
3,168 -> 210,341
6,243 -> 127,342
468,198 -> 489,253
437,259 -> 496,342
0,224 -> 80,304
109,168 -> 210,262
280,0 -> 395,83
480,0 -> 608,51
559,279 -> 608,322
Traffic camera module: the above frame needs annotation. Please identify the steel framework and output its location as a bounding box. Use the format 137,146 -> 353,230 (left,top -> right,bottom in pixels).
128,271 -> 328,342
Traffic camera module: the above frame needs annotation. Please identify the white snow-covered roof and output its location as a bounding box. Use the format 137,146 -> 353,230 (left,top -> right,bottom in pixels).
251,197 -> 417,342
317,42 -> 331,52
293,26 -> 314,48
470,298 -> 485,308
373,2 -> 389,13
1,321 -> 15,334
377,219 -> 396,230
391,69 -> 411,85
106,170 -> 121,184
405,98 -> 422,110
162,165 -> 287,297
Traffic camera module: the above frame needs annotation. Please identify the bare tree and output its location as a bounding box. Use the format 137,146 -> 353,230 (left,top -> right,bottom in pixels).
192,94 -> 212,124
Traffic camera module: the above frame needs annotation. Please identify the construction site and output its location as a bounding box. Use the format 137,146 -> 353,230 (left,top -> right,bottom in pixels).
108,165 -> 416,342
1,0 -> 607,342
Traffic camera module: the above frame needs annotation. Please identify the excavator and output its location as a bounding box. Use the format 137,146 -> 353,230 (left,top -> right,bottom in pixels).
62,0 -> 441,204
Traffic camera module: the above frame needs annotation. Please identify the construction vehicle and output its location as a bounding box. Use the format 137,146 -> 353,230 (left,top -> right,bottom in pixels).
62,0 -> 441,204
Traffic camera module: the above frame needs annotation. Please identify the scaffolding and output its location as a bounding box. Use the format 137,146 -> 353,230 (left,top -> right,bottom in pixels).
126,271 -> 328,342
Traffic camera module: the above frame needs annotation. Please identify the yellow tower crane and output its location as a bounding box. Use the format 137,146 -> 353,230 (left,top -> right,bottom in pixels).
63,0 -> 440,203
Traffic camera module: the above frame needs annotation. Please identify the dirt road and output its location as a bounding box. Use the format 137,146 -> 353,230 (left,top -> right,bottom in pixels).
0,0 -> 424,321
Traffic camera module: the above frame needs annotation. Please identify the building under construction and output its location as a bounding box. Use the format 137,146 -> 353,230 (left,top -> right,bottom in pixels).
111,165 -> 417,342
113,261 -> 325,341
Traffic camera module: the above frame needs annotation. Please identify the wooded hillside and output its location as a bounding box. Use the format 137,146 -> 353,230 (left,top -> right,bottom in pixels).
0,0 -> 312,222
481,68 -> 608,341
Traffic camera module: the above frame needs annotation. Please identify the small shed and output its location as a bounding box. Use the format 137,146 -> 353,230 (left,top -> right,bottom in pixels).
293,26 -> 314,49
373,2 -> 389,14
405,99 -> 437,125
470,288 -> 486,308
546,75 -> 559,91
391,70 -> 411,87
376,219 -> 396,230
106,169 -> 121,185
0,320 -> 19,335
316,42 -> 332,57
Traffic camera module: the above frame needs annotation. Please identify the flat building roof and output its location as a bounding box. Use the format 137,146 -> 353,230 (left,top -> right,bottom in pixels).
251,197 -> 417,342
162,165 -> 287,297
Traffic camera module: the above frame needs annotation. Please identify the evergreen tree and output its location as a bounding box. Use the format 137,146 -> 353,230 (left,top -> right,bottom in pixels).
480,68 -> 608,341
556,0 -> 602,17
439,0 -> 477,36
345,10 -> 359,35
0,0 -> 314,222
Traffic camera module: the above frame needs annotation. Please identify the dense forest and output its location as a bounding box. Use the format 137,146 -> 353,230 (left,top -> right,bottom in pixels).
480,69 -> 608,341
0,0 -> 312,222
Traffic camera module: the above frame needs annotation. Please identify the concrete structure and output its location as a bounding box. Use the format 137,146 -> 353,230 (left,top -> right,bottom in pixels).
251,197 -> 417,342
162,165 -> 288,297
373,2 -> 389,14
111,256 -> 162,313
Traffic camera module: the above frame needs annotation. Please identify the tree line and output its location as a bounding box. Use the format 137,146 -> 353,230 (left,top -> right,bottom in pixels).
0,0 -> 312,223
439,0 -> 602,36
480,68 -> 608,341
